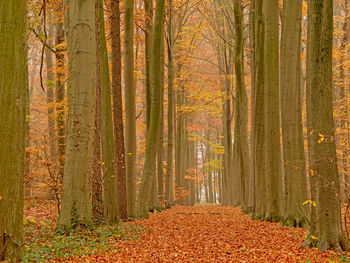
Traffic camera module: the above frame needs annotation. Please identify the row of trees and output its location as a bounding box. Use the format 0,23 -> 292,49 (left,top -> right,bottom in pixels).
1,0 -> 350,261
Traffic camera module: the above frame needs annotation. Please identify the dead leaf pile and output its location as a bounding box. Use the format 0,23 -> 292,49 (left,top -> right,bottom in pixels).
55,206 -> 348,262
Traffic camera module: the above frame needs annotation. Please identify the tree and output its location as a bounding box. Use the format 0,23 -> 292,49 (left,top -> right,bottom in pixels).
111,0 -> 127,220
280,0 -> 308,227
304,0 -> 348,251
57,0 -> 96,231
92,0 -> 104,224
262,0 -> 282,221
124,0 -> 137,218
252,0 -> 266,219
0,1 -> 27,261
100,0 -> 120,225
55,2 -> 66,181
137,0 -> 166,218
165,0 -> 175,208
232,0 -> 251,209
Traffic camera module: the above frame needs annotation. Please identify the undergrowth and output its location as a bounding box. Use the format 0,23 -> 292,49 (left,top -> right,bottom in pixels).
22,218 -> 145,262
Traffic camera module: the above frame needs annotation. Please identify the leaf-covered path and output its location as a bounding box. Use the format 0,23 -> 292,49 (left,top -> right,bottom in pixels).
65,206 -> 345,262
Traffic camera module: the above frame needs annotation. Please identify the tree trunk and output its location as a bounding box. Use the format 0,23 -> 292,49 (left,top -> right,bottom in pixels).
262,0 -> 282,221
253,0 -> 266,219
111,0 -> 127,220
98,0 -> 121,225
165,0 -> 175,208
57,0 -> 96,231
137,0 -> 166,218
55,3 -> 66,182
280,0 -> 308,227
124,0 -> 137,218
232,0 -> 251,210
92,0 -> 104,224
304,0 -> 348,251
0,1 -> 26,261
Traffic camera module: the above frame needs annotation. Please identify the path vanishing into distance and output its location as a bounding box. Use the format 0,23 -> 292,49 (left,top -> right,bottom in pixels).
55,206 -> 346,263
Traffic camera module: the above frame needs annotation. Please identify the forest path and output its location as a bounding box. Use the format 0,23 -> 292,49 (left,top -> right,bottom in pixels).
76,206 -> 343,262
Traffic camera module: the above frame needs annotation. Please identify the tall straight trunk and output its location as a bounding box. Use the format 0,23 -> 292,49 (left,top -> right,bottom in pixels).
0,1 -> 26,261
337,0 -> 349,203
124,0 -> 137,218
57,0 -> 96,231
92,0 -> 104,224
248,0 -> 256,212
253,0 -> 266,219
111,0 -> 127,219
165,0 -> 175,208
280,0 -> 308,227
232,0 -> 251,210
304,0 -> 347,251
176,87 -> 186,205
157,43 -> 165,208
262,0 -> 282,221
55,3 -> 66,181
145,0 -> 153,129
137,0 -> 166,218
45,23 -> 57,161
98,0 -> 120,225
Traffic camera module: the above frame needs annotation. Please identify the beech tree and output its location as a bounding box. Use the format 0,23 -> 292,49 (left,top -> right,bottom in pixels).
304,0 -> 348,251
137,0 -> 166,218
0,1 -> 27,261
124,0 -> 137,218
57,0 -> 96,231
280,0 -> 308,227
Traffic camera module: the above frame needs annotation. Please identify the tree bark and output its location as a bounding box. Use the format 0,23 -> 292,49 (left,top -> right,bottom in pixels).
304,0 -> 348,251
0,1 -> 26,260
280,0 -> 308,227
137,0 -> 166,217
92,0 -> 104,224
124,0 -> 137,218
57,0 -> 96,231
262,0 -> 282,221
111,0 -> 127,220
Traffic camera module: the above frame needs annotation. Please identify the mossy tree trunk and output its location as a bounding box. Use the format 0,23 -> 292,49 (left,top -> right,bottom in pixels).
57,0 -> 96,231
304,0 -> 348,251
0,1 -> 27,261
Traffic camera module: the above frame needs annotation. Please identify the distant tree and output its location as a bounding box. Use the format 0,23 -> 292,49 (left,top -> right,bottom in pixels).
0,0 -> 27,261
165,0 -> 175,208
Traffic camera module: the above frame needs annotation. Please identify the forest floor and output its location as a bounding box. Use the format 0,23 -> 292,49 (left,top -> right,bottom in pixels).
24,203 -> 349,262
